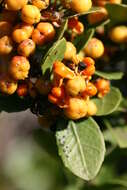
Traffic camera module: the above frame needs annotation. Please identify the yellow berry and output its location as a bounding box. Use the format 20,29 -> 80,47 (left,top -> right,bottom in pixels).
62,0 -> 92,13
9,56 -> 30,80
18,39 -> 36,57
65,76 -> 86,96
84,38 -> 104,59
12,23 -> 34,43
32,0 -> 49,10
32,22 -> 55,45
21,5 -> 41,24
109,26 -> 127,43
87,100 -> 97,116
64,97 -> 88,120
64,41 -> 76,61
0,36 -> 13,55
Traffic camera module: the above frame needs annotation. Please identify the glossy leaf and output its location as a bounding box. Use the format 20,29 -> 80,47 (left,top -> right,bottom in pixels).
56,117 -> 105,181
95,71 -> 123,80
106,3 -> 127,25
41,38 -> 66,75
74,29 -> 95,52
93,87 -> 122,116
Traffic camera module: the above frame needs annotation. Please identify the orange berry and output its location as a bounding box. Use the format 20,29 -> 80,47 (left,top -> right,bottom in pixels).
0,75 -> 17,95
53,61 -> 75,79
32,29 -> 45,45
6,0 -> 28,11
95,78 -> 110,97
18,39 -> 36,57
17,83 -> 28,97
82,65 -> 95,76
84,38 -> 104,59
88,7 -> 108,25
48,94 -> 59,104
9,56 -> 30,80
83,82 -> 97,97
51,86 -> 65,99
0,36 -> 13,55
64,97 -> 88,120
32,0 -> 49,10
83,57 -> 95,66
32,22 -> 55,45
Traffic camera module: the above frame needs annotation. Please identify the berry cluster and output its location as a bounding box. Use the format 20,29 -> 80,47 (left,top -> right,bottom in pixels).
0,0 -> 112,127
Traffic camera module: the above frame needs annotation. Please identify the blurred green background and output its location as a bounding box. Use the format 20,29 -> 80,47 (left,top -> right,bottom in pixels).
0,111 -> 127,190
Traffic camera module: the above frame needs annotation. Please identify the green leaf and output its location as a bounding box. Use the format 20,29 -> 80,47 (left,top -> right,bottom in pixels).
41,38 -> 66,75
95,71 -> 123,80
74,29 -> 95,52
56,117 -> 105,181
106,3 -> 127,25
64,7 -> 101,18
56,19 -> 68,40
0,94 -> 31,113
93,87 -> 122,116
104,120 -> 127,148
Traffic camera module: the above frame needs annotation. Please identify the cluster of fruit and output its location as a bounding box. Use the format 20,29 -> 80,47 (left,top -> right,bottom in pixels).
48,51 -> 110,120
0,0 -> 114,127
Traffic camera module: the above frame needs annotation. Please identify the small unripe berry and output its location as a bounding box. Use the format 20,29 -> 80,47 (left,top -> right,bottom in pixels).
65,76 -> 86,96
0,75 -> 17,95
21,5 -> 41,24
0,36 -> 13,55
9,56 -> 30,80
84,38 -> 104,59
51,86 -> 65,99
64,97 -> 88,120
18,39 -> 36,57
109,26 -> 127,43
6,0 -> 28,11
